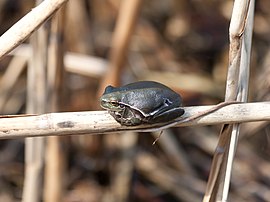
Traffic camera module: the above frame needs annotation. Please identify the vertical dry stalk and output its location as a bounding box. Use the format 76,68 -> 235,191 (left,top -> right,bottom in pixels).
203,0 -> 254,201
22,3 -> 49,201
44,8 -> 66,202
225,2 -> 249,101
65,0 -> 92,54
220,1 -> 254,200
98,0 -> 142,95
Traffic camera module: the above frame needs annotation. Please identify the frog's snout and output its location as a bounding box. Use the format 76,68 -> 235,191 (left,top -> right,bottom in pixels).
100,99 -> 108,109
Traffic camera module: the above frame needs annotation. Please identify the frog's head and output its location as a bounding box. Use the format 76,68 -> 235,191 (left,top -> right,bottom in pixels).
100,85 -> 125,112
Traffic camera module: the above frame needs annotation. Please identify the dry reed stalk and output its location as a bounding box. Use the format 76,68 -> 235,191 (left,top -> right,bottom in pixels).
44,8 -> 65,202
203,0 -> 254,201
10,45 -> 108,78
0,102 -> 268,139
64,52 -> 107,78
98,0 -> 142,95
0,0 -> 68,60
65,0 -> 92,54
22,3 -> 49,201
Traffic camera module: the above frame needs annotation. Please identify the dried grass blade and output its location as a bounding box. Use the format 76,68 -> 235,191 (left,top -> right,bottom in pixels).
203,0 -> 254,201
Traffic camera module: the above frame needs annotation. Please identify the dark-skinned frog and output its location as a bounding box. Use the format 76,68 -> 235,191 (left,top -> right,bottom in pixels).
100,81 -> 185,126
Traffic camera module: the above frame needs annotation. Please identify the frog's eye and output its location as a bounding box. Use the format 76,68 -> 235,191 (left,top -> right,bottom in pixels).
110,101 -> 119,107
119,104 -> 125,108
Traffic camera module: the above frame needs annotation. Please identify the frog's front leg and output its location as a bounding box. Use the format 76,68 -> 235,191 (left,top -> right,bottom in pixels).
148,107 -> 185,124
110,107 -> 143,126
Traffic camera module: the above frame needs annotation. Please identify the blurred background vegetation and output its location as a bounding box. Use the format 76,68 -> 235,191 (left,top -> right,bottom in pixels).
0,0 -> 270,201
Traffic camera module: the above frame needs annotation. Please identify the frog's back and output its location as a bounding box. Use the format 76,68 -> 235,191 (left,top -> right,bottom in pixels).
120,82 -> 182,116
119,81 -> 172,92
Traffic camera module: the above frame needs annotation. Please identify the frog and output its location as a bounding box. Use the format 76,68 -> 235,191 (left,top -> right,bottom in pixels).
100,81 -> 185,126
